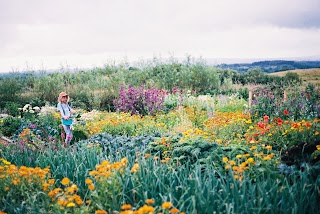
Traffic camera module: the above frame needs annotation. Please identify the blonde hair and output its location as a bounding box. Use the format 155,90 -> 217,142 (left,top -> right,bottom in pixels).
58,92 -> 70,103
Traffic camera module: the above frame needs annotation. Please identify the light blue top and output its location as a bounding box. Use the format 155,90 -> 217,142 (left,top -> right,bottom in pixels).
57,103 -> 71,118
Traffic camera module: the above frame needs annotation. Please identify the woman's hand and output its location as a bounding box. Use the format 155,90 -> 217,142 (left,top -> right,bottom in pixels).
63,116 -> 69,120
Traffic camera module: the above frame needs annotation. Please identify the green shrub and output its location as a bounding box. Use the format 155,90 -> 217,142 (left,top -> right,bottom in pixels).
0,116 -> 22,137
4,101 -> 21,117
72,129 -> 88,143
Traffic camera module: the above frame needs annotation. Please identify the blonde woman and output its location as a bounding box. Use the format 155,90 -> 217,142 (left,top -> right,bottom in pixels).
57,92 -> 76,147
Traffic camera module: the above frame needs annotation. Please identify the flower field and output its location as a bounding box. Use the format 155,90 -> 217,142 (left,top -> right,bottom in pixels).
0,86 -> 319,214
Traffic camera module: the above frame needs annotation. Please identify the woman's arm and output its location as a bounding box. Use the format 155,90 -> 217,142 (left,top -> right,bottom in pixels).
70,108 -> 77,114
60,109 -> 69,120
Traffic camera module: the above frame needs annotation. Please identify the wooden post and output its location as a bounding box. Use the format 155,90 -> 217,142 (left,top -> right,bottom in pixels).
249,90 -> 252,108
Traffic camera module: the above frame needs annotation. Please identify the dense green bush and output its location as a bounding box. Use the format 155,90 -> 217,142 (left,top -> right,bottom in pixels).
0,116 -> 22,137
4,101 -> 21,117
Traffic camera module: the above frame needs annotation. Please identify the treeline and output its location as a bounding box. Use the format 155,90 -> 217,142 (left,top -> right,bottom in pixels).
0,58 -> 301,112
218,60 -> 320,73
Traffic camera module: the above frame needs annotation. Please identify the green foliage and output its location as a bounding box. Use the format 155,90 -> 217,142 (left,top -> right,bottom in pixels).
35,74 -> 64,103
284,72 -> 302,85
72,129 -> 88,142
0,77 -> 23,108
4,101 -> 20,117
0,116 -> 21,137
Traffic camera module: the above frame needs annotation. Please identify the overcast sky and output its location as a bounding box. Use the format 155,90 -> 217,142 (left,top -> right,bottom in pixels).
0,0 -> 320,72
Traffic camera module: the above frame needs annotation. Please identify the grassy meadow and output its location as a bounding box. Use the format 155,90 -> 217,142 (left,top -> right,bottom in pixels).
269,68 -> 320,87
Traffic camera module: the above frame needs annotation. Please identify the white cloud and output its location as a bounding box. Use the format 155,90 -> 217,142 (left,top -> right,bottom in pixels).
0,0 -> 319,72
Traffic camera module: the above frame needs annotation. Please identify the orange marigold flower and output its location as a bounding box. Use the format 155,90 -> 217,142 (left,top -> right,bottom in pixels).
48,179 -> 55,184
85,178 -> 93,185
88,184 -> 95,191
139,205 -> 155,213
169,207 -> 179,213
121,204 -> 132,210
264,156 -> 271,161
95,210 -> 107,214
145,199 -> 155,204
228,160 -> 236,165
61,177 -> 70,186
162,202 -> 172,209
131,163 -> 140,173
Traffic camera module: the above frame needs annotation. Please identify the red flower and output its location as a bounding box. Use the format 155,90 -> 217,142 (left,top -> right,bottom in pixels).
263,115 -> 269,123
258,121 -> 265,129
284,110 -> 289,115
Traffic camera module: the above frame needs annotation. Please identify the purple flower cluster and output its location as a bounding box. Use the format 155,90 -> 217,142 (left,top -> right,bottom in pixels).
113,85 -> 166,115
251,87 -> 320,120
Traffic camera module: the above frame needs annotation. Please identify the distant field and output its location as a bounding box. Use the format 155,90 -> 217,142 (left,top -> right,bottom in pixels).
269,68 -> 320,87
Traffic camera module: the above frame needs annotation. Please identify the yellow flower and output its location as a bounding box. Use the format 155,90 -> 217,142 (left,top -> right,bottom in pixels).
43,183 -> 50,191
48,179 -> 55,184
85,178 -> 93,185
265,145 -> 272,150
247,158 -> 255,164
145,199 -> 155,204
144,153 -> 151,158
162,202 -> 172,209
222,157 -> 228,163
0,159 -> 11,165
225,165 -> 230,170
228,160 -> 236,165
263,156 -> 271,161
236,154 -> 242,159
216,139 -> 222,144
250,146 -> 257,151
232,166 -> 239,171
138,205 -> 155,213
61,177 -> 70,186
66,202 -> 75,207
131,163 -> 140,173
121,204 -> 132,210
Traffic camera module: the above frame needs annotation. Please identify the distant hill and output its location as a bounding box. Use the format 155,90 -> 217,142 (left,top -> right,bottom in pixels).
269,68 -> 320,87
217,60 -> 320,73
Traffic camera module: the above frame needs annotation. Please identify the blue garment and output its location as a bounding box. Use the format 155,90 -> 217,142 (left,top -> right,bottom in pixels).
57,102 -> 73,146
57,103 -> 71,118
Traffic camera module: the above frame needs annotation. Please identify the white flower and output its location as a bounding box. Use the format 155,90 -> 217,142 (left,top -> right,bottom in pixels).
33,106 -> 41,112
29,110 -> 35,114
23,104 -> 30,112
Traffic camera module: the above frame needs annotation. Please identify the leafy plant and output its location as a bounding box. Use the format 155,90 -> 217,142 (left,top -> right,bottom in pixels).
0,116 -> 22,137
